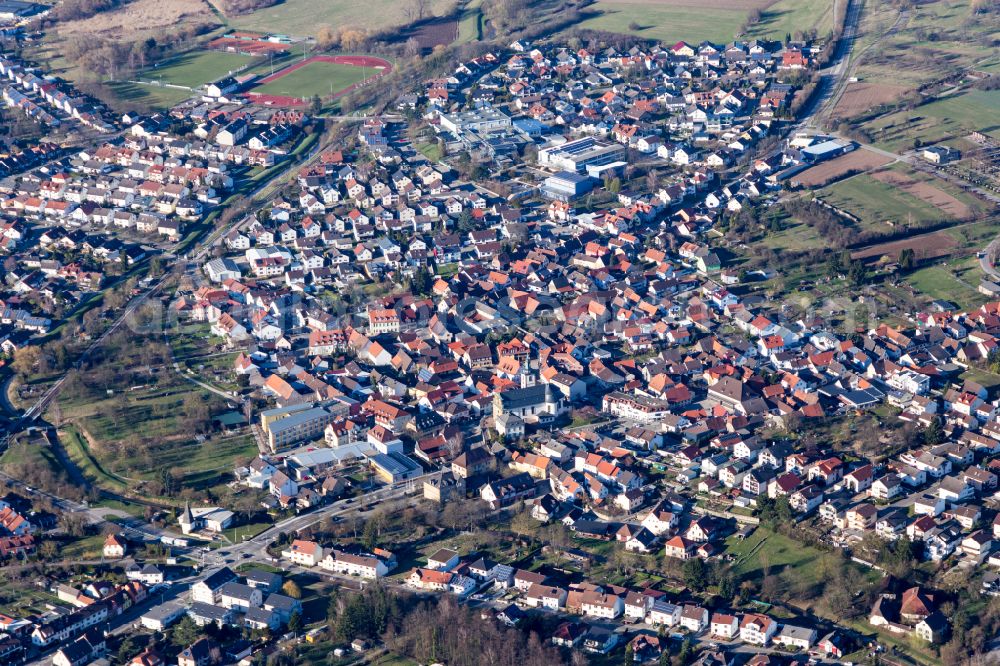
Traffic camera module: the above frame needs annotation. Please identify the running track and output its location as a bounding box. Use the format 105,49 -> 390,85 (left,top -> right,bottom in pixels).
246,55 -> 393,107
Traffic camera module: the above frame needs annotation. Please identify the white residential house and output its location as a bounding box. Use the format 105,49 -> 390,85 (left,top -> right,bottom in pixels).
281,539 -> 324,567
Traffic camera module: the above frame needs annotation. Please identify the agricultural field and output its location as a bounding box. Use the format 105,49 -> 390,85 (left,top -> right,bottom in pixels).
137,50 -> 255,88
817,164 -> 981,228
852,0 -> 1000,90
252,58 -> 379,101
867,90 -> 1000,152
225,0 -> 457,39
850,230 -> 957,263
575,0 -> 833,45
792,148 -> 893,187
871,167 -> 975,219
830,82 -> 908,120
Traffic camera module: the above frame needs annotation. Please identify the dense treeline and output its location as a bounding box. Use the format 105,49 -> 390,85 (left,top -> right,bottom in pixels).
216,0 -> 278,17
327,586 -> 571,666
61,22 -> 214,81
54,0 -> 123,22
782,199 -> 858,249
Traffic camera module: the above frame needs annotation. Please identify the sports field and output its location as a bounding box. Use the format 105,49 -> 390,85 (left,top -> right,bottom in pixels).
108,81 -> 194,109
249,55 -> 390,106
144,51 -> 255,89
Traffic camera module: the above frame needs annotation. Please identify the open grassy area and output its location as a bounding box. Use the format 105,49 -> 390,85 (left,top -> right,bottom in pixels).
728,528 -> 839,589
139,50 -> 255,88
53,348 -> 254,498
576,2 -> 748,44
744,0 -> 835,40
59,533 -> 108,560
225,0 -> 456,38
903,253 -> 986,309
905,264 -> 983,308
222,521 -> 272,543
574,0 -> 832,45
0,439 -> 63,477
61,426 -> 130,492
855,0 -> 1000,86
961,366 -> 1000,395
254,61 -> 371,99
761,219 -> 826,252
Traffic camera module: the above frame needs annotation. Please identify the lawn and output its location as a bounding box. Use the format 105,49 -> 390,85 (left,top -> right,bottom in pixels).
0,438 -> 63,477
761,220 -> 826,252
416,141 -> 443,162
254,61 -> 372,100
141,50 -> 255,88
223,521 -> 273,544
225,0 -> 455,38
961,367 -> 1000,395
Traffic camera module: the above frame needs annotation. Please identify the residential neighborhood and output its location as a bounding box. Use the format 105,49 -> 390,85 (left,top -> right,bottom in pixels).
0,3 -> 997,665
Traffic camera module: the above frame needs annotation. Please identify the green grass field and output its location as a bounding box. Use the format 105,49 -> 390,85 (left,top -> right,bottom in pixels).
868,89 -> 1000,151
144,51 -> 255,88
745,0 -> 835,40
106,82 -> 192,110
728,529 -> 833,589
903,253 -> 986,308
0,439 -> 63,477
61,426 -> 130,492
225,0 -> 455,38
761,220 -> 826,252
456,0 -> 483,43
254,61 -> 371,99
576,2 -> 748,44
575,0 -> 832,45
416,141 -> 444,162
